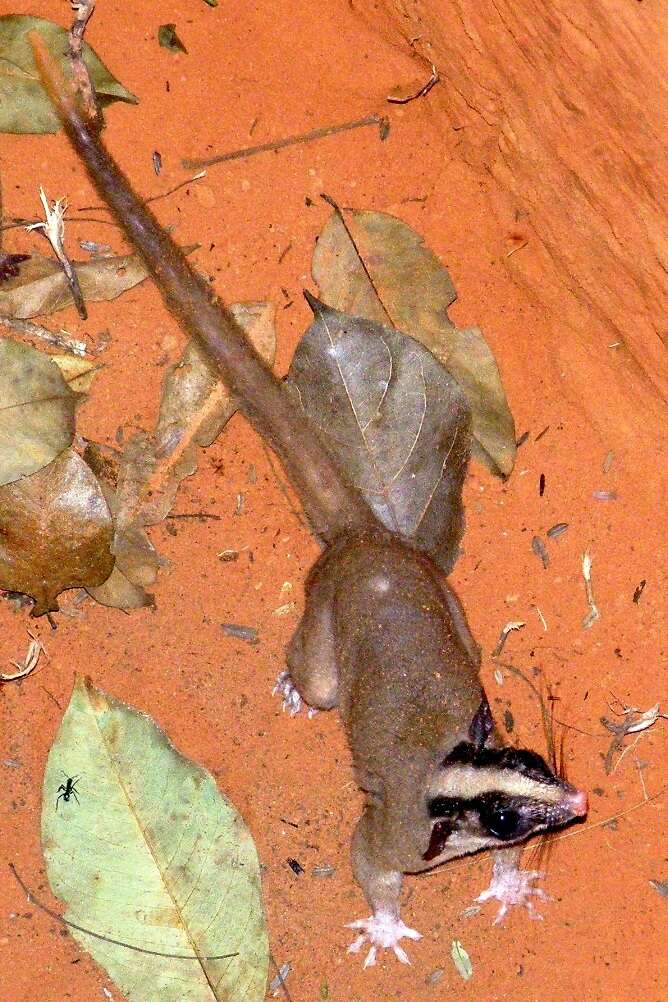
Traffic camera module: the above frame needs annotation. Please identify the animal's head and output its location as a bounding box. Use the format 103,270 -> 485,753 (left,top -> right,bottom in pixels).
423,699 -> 587,862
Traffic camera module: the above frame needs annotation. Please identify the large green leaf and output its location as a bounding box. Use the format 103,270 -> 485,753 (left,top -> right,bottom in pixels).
0,15 -> 137,134
42,677 -> 269,1001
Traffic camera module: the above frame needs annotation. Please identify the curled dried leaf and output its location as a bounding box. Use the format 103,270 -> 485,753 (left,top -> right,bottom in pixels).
313,207 -> 516,477
0,252 -> 150,319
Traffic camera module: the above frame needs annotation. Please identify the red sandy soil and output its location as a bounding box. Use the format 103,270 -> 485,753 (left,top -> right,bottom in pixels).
2,2 -> 666,1000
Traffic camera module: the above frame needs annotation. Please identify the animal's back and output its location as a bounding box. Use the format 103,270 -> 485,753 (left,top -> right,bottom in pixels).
328,532 -> 483,782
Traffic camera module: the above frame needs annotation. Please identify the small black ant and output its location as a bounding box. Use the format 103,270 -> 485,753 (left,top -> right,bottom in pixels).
55,773 -> 81,810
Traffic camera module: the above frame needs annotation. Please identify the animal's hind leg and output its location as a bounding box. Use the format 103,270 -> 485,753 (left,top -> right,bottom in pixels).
277,575 -> 339,712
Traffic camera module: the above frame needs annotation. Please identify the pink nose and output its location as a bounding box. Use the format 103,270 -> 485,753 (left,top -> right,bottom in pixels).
567,790 -> 588,816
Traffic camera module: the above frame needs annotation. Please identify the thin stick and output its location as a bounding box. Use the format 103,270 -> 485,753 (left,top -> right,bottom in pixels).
77,171 -> 208,214
182,114 -> 385,170
387,64 -> 439,104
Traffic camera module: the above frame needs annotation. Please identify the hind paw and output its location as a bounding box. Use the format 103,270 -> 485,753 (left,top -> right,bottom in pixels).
272,671 -> 317,717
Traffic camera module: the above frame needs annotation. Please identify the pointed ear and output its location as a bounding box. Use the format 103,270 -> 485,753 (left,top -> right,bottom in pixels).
469,697 -> 494,751
422,819 -> 453,861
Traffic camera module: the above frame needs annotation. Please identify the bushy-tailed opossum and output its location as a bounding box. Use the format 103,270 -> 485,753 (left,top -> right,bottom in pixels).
33,36 -> 587,967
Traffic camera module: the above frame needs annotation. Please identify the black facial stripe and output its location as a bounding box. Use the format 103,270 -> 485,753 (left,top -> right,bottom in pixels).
423,819 -> 453,861
428,795 -> 463,818
429,789 -> 555,841
440,742 -> 560,786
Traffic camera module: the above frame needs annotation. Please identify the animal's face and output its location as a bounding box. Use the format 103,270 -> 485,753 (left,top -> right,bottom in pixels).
423,705 -> 587,862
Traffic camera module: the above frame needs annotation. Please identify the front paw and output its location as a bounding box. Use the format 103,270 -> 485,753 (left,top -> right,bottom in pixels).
476,859 -> 550,924
346,911 -> 422,968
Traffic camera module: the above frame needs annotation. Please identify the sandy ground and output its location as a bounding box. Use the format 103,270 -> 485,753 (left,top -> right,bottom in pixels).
1,2 -> 666,1000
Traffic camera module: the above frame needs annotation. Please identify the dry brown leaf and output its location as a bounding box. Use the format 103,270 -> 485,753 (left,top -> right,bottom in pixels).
119,302 -> 276,529
0,337 -> 75,486
51,354 -> 102,395
0,448 -> 114,615
86,564 -> 154,610
312,208 -> 516,477
83,303 -> 275,612
0,251 -> 149,319
90,472 -> 159,605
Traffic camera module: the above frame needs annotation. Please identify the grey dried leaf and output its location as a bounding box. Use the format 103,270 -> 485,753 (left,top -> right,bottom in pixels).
312,208 -> 516,477
287,296 -> 470,572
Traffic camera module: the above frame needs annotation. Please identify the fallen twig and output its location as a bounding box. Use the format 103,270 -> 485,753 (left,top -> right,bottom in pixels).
387,64 -> 439,104
0,315 -> 87,356
581,550 -> 600,628
182,114 -> 388,171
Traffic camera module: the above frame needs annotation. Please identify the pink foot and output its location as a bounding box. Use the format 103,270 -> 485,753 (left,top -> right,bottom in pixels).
476,858 -> 550,924
347,911 -> 422,967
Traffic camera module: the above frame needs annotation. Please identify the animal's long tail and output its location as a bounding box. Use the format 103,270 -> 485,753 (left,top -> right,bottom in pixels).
30,33 -> 374,541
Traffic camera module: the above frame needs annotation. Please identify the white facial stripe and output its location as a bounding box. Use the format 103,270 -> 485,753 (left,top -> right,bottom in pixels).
433,764 -> 564,804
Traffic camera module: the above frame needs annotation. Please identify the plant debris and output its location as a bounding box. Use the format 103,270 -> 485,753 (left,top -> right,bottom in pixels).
387,64 -> 439,104
268,964 -> 291,997
491,620 -> 525,658
547,522 -> 569,539
581,550 -> 600,629
632,579 -> 646,604
182,113 -> 385,170
0,634 -> 45,682
287,295 -> 470,573
0,448 -> 114,615
222,623 -> 259,644
157,24 -> 187,54
531,535 -> 549,569
311,203 -> 517,477
451,939 -> 473,981
26,188 -> 87,318
601,700 -> 666,773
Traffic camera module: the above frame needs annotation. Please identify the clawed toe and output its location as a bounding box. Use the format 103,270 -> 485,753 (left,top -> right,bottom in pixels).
476,860 -> 551,924
346,912 -> 421,967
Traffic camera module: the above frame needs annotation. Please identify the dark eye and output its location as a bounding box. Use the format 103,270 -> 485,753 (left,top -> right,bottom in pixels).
480,805 -> 521,840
